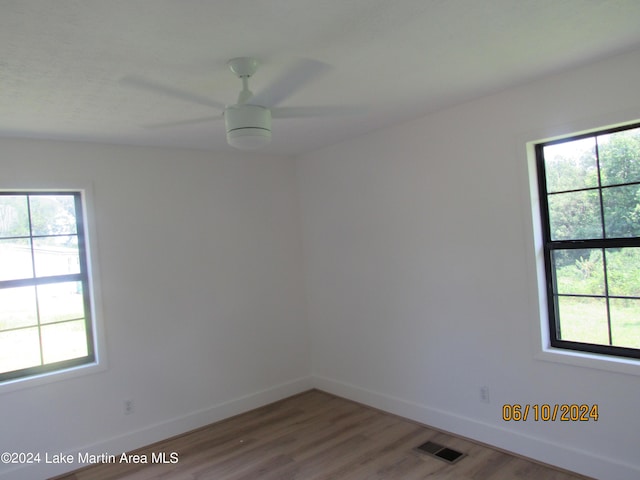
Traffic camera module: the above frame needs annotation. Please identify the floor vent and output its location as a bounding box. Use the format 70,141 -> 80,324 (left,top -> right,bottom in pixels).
415,440 -> 466,464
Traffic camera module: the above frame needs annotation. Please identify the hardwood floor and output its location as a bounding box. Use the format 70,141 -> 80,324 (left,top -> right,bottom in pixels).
51,390 -> 591,480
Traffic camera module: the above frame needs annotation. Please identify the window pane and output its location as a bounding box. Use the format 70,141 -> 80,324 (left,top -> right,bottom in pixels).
552,249 -> 604,296
37,282 -> 85,324
0,239 -> 33,281
598,127 -> 640,186
0,190 -> 95,383
0,327 -> 41,374
548,190 -> 602,240
602,184 -> 640,238
41,320 -> 88,364
0,195 -> 29,238
538,124 -> 640,359
605,248 -> 640,297
29,195 -> 77,236
0,286 -> 38,330
543,138 -> 598,193
610,299 -> 640,349
556,296 -> 609,345
32,236 -> 80,277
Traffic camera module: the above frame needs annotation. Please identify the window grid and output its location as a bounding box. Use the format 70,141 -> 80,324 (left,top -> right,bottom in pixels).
536,122 -> 640,360
0,192 -> 95,382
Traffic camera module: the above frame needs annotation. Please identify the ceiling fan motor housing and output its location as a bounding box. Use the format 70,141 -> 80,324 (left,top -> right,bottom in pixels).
225,104 -> 272,149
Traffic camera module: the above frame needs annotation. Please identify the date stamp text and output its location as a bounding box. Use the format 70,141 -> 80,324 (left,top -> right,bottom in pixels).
502,404 -> 598,422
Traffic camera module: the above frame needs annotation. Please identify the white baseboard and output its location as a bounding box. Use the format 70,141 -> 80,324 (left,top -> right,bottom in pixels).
1,376 -> 313,480
311,375 -> 639,480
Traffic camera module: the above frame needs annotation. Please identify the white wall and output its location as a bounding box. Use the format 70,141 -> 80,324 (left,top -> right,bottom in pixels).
0,140 -> 310,479
297,47 -> 640,480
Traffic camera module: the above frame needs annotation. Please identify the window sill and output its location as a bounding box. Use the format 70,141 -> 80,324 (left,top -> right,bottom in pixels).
535,346 -> 640,376
0,360 -> 107,394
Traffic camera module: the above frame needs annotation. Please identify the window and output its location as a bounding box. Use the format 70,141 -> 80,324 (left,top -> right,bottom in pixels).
535,123 -> 640,360
0,191 -> 96,383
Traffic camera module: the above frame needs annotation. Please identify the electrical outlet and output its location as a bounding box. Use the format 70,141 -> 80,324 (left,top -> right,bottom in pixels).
124,399 -> 135,415
480,386 -> 490,404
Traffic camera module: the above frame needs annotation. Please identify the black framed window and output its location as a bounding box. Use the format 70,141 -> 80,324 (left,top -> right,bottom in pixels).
536,123 -> 640,359
0,191 -> 95,382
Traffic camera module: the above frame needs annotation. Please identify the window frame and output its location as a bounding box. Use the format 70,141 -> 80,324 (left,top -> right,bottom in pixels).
0,189 -> 104,389
535,122 -> 640,360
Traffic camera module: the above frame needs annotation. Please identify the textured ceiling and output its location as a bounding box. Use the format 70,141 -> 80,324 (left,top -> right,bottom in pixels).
1,0 -> 640,156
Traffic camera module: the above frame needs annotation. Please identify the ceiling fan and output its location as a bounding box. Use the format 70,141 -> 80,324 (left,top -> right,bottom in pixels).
121,57 -> 359,150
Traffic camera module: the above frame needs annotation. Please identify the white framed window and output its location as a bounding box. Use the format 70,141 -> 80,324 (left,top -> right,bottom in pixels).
0,191 -> 101,385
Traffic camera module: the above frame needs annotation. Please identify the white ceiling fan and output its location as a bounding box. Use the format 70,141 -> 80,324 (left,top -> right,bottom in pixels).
121,57 -> 360,150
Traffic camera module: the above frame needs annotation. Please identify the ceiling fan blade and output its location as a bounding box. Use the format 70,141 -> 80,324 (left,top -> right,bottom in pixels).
143,115 -> 222,129
249,58 -> 331,108
120,75 -> 226,110
271,105 -> 366,119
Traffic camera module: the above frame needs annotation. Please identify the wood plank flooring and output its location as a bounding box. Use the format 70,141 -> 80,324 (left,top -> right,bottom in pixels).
51,389 -> 592,480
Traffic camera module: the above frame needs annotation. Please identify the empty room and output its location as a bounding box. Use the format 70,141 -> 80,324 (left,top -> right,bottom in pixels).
1,2 -> 640,479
